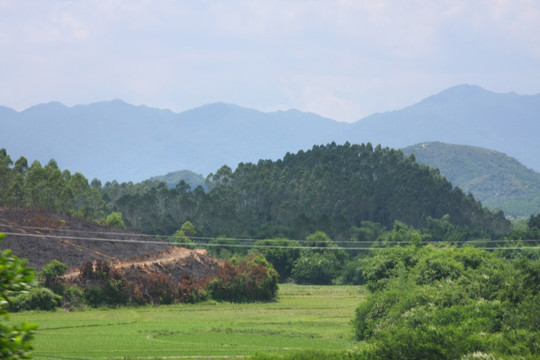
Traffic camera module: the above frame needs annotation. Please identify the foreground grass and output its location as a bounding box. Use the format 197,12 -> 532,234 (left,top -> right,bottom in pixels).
11,285 -> 366,359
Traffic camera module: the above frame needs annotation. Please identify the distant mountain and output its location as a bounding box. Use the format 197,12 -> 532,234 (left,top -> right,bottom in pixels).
0,84 -> 538,183
148,170 -> 207,190
351,85 -> 540,173
402,142 -> 540,217
0,100 -> 345,182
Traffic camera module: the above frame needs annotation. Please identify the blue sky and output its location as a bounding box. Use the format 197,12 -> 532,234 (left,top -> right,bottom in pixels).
1,0 -> 539,122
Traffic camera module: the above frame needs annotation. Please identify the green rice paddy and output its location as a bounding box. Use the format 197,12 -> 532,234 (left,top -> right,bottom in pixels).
11,285 -> 366,359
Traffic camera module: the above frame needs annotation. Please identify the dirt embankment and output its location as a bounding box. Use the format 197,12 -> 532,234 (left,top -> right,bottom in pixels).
0,208 -> 221,281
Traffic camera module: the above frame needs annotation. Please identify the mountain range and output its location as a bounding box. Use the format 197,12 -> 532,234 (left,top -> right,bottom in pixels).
0,84 -> 539,183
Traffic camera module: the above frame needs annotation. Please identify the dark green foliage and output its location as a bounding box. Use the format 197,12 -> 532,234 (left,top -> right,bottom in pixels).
0,149 -> 104,219
291,253 -> 337,285
340,258 -> 365,285
360,246 -> 418,292
206,254 -> 279,302
352,246 -> 540,359
103,143 -> 510,240
8,287 -> 61,312
60,285 -> 84,310
39,259 -> 68,294
289,232 -> 347,285
251,238 -> 301,282
0,233 -> 37,358
529,213 -> 540,229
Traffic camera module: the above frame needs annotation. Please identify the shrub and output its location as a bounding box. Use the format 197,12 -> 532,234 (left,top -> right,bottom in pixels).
353,246 -> 540,359
9,287 -> 61,312
128,272 -> 178,305
61,285 -> 84,310
0,233 -> 37,357
207,254 -> 278,302
40,259 -> 68,293
291,253 -> 336,285
105,211 -> 126,229
77,260 -> 129,307
340,257 -> 365,285
177,274 -> 208,304
251,238 -> 301,282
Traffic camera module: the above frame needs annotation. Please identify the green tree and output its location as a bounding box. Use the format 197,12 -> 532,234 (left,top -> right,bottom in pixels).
168,221 -> 198,249
40,260 -> 68,293
180,221 -> 197,237
105,212 -> 126,229
251,238 -> 301,282
353,245 -> 540,359
0,233 -> 37,358
0,149 -> 13,205
291,253 -> 337,285
529,213 -> 540,230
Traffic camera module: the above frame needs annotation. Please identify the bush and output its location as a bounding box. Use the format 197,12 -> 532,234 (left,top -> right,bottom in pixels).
177,274 -> 208,304
61,285 -> 84,310
340,258 -> 364,285
40,259 -> 68,293
77,260 -> 129,307
361,246 -> 418,292
9,287 -> 61,312
353,246 -> 540,359
207,254 -> 279,302
105,211 -> 126,229
291,253 -> 337,285
251,238 -> 301,282
0,233 -> 37,357
128,272 -> 178,305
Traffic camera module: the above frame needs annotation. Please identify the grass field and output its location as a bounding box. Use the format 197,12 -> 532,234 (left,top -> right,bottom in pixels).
10,285 -> 366,359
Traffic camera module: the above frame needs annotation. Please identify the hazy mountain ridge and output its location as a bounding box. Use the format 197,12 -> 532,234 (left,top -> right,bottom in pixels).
149,170 -> 207,191
0,84 -> 538,184
351,85 -> 540,172
402,142 -> 540,217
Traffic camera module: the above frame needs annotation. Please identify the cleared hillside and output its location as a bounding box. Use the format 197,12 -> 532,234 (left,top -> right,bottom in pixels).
0,208 -> 219,279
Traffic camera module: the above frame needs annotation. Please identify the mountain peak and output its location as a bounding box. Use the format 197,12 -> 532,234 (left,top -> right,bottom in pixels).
22,101 -> 69,115
421,84 -> 489,104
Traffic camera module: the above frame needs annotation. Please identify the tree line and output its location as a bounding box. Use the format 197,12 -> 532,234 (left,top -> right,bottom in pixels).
0,149 -> 103,219
0,143 -> 511,241
98,142 -> 511,240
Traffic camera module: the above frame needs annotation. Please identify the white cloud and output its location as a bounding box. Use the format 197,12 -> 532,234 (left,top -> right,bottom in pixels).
0,0 -> 539,120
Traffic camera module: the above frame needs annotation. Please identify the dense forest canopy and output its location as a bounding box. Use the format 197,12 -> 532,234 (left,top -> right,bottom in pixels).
0,143 -> 510,240
0,149 -> 103,218
100,142 -> 511,240
198,142 -> 509,239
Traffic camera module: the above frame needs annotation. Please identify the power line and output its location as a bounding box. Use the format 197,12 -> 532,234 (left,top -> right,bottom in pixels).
1,231 -> 539,251
1,224 -> 539,245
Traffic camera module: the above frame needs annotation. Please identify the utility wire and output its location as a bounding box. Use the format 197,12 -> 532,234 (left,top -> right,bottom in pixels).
1,231 -> 539,251
1,224 -> 538,245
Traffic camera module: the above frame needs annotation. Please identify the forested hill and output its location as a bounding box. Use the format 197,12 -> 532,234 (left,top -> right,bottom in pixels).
103,143 -> 510,239
402,142 -> 540,218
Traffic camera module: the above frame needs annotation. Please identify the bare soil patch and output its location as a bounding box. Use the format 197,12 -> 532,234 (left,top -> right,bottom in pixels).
0,208 -> 221,281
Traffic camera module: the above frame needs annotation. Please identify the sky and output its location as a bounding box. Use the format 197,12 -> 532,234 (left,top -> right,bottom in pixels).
1,0 -> 539,123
